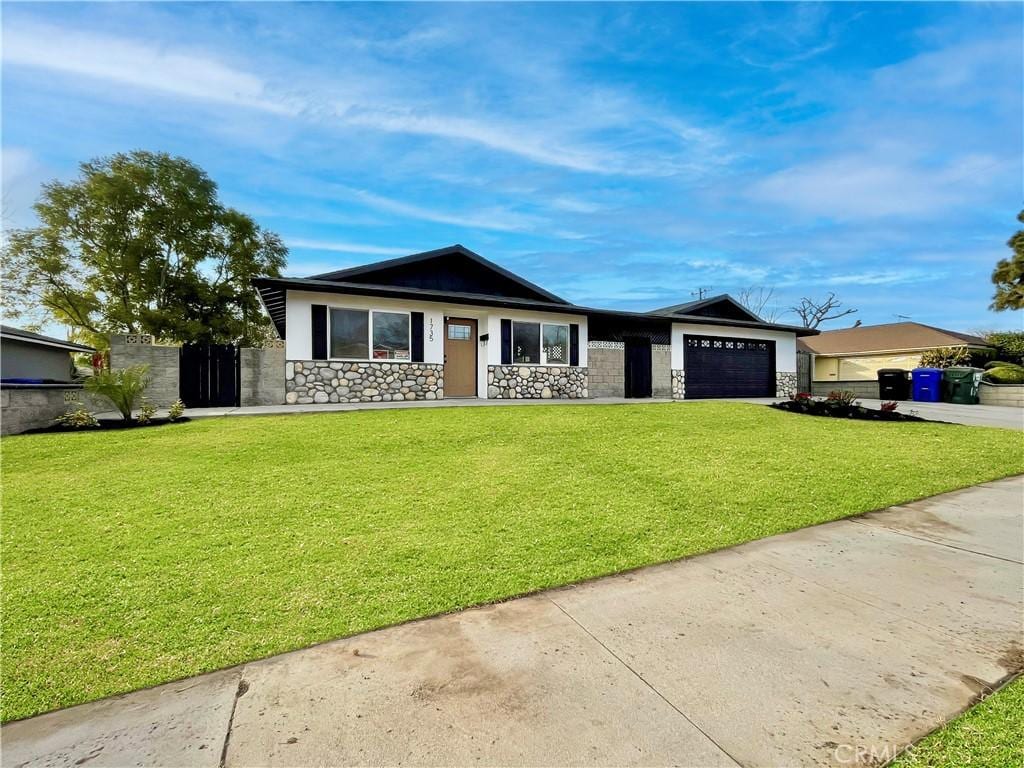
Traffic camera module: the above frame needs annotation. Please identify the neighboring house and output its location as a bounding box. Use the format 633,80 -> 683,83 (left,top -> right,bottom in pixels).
1,325 -> 95,435
798,322 -> 991,397
254,244 -> 815,405
1,325 -> 93,383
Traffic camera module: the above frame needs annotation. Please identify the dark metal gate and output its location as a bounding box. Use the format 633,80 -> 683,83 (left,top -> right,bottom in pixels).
624,337 -> 653,398
179,343 -> 240,408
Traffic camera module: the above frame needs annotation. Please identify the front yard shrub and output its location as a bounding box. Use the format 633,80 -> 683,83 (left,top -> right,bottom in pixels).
84,365 -> 151,421
54,407 -> 100,429
136,401 -> 158,425
825,390 -> 858,406
168,399 -> 186,421
984,365 -> 1024,384
919,346 -> 971,368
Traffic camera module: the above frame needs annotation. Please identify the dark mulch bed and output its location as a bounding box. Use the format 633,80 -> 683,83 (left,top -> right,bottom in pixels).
25,417 -> 192,435
771,400 -> 928,422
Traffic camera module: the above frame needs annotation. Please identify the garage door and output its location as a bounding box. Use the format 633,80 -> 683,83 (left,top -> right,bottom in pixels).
683,335 -> 775,398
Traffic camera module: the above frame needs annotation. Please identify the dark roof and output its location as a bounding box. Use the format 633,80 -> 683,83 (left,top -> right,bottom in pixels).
253,276 -> 818,339
798,322 -> 990,355
310,244 -> 568,305
0,325 -> 95,353
649,294 -> 763,323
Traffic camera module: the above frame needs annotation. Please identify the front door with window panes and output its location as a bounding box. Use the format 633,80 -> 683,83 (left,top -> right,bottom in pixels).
444,318 -> 477,397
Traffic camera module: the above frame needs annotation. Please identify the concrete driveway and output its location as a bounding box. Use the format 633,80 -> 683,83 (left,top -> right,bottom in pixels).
3,477 -> 1022,767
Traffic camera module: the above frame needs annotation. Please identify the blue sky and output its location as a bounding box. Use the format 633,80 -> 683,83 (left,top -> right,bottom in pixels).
3,2 -> 1022,332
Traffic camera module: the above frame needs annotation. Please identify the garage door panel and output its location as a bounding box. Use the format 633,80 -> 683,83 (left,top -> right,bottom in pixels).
684,335 -> 775,398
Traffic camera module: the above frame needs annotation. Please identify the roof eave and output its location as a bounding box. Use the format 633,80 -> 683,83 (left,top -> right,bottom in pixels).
252,277 -> 818,338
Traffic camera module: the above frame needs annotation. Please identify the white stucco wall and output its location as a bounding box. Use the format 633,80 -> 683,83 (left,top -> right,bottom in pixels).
670,323 -> 798,372
284,290 -> 587,398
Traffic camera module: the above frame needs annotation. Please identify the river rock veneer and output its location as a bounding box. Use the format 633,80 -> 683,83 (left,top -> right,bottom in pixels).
487,365 -> 588,399
286,361 -> 443,404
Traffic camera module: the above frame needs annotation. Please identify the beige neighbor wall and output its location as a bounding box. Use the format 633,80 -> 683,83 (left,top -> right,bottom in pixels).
813,353 -> 922,383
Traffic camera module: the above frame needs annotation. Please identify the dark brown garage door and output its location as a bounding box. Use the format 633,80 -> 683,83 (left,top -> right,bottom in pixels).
683,335 -> 775,398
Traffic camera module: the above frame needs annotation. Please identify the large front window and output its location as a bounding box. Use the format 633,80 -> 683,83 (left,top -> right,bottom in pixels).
512,321 -> 540,364
512,321 -> 570,365
330,308 -> 369,359
372,311 -> 410,360
542,324 -> 569,365
329,308 -> 409,360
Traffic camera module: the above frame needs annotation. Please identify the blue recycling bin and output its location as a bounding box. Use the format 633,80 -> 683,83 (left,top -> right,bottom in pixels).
912,367 -> 943,402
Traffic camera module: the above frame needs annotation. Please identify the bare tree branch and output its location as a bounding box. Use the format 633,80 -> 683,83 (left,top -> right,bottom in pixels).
789,292 -> 858,329
736,286 -> 784,322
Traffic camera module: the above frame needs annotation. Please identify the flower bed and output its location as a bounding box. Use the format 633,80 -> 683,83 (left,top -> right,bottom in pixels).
23,416 -> 192,435
771,392 -> 927,422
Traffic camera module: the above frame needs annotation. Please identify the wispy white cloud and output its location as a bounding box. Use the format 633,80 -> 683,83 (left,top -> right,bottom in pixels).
0,19 -> 730,178
2,22 -> 297,116
286,238 -> 412,257
748,149 -> 1002,220
346,188 -> 543,233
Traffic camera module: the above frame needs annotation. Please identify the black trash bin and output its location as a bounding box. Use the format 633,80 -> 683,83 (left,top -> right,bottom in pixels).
878,369 -> 910,400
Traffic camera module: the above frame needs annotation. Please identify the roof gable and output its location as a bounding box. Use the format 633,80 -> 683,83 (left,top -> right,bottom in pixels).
649,294 -> 762,323
310,244 -> 567,305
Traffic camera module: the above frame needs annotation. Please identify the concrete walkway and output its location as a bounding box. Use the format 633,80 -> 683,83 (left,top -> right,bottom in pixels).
4,478 -> 1022,767
102,395 -> 1023,430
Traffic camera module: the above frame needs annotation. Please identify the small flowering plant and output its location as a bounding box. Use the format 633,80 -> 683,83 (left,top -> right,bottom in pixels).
790,392 -> 813,402
880,401 -> 899,412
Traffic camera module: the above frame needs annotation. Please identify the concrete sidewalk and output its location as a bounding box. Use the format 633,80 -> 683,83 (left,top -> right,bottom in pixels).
102,395 -> 1023,430
4,477 -> 1022,767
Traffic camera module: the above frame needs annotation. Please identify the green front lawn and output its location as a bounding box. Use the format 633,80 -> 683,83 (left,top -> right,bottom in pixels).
891,677 -> 1023,768
2,403 -> 1021,721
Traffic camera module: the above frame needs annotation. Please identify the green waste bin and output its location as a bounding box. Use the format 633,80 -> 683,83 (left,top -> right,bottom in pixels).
942,367 -> 982,405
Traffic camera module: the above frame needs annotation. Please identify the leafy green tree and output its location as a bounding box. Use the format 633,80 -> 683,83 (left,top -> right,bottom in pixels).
991,210 -> 1024,311
2,151 -> 286,347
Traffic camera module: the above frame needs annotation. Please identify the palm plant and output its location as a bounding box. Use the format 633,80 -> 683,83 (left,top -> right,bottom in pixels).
84,365 -> 152,421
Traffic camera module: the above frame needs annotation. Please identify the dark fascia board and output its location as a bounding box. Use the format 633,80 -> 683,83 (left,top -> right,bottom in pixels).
252,277 -> 819,337
649,294 -> 763,323
307,243 -> 570,305
0,325 -> 96,353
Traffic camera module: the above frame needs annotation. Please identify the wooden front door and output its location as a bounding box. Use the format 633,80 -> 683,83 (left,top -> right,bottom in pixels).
444,317 -> 477,397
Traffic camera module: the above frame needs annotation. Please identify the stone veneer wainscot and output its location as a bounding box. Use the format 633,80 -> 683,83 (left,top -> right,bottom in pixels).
671,369 -> 685,400
487,365 -> 587,399
775,371 -> 798,398
286,361 -> 443,404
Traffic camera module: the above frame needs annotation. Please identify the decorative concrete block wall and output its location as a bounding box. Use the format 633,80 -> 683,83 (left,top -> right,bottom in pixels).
979,383 -> 1024,408
776,371 -> 798,398
487,366 -> 588,399
652,344 -> 672,398
108,334 -> 180,406
587,342 -> 624,397
286,361 -> 443,404
671,370 -> 685,400
1,385 -> 82,435
240,343 -> 285,406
